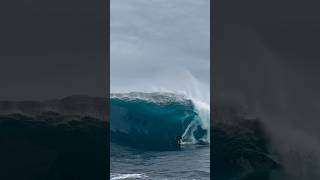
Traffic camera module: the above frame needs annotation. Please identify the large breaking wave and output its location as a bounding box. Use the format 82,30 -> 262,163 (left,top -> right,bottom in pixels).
110,92 -> 209,150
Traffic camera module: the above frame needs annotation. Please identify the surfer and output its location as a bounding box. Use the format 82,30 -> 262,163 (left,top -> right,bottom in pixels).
177,136 -> 183,147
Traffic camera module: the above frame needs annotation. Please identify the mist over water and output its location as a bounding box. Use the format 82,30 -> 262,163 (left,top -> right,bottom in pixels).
111,67 -> 209,103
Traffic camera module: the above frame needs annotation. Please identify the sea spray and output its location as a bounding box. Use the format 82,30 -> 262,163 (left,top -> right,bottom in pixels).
182,98 -> 210,143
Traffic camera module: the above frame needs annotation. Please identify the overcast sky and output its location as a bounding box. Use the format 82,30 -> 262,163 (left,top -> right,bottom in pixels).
110,0 -> 210,99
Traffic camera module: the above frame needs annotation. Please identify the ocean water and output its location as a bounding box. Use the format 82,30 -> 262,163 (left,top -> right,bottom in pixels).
110,143 -> 210,180
110,92 -> 210,180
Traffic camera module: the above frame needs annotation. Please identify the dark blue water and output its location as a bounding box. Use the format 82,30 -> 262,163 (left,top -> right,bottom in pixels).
110,92 -> 210,179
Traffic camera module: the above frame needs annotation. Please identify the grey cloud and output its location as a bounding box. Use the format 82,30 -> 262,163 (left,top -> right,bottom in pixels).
110,0 -> 210,95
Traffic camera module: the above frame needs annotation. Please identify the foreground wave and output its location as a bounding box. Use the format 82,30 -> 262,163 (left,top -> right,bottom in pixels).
0,95 -> 108,180
0,113 -> 107,179
110,92 -> 209,150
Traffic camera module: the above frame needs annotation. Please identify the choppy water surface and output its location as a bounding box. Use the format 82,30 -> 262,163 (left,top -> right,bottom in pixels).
111,143 -> 210,180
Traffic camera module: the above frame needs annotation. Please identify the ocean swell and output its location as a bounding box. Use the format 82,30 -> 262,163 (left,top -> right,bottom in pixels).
110,92 -> 209,150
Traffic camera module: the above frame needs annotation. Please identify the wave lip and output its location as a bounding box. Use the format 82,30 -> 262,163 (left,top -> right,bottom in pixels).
110,92 -> 209,150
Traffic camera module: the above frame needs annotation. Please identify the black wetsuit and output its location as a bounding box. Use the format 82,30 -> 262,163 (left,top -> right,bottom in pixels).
176,136 -> 182,147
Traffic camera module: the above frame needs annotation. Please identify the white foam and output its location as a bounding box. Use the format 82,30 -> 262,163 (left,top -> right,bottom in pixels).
111,173 -> 148,180
181,98 -> 210,144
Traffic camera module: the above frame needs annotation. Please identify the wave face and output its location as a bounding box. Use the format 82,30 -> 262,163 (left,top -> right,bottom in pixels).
110,92 -> 209,150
